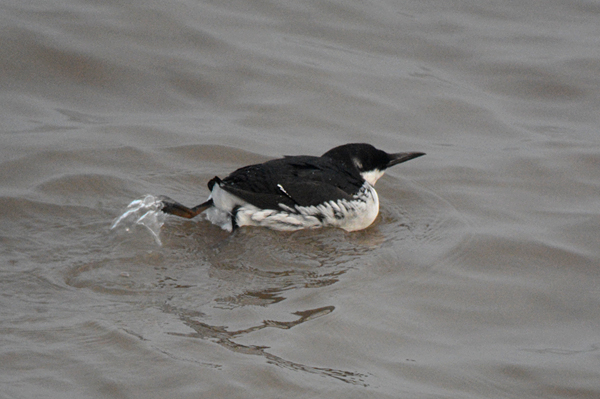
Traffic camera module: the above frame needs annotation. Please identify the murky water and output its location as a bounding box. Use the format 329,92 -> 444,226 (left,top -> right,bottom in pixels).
2,0 -> 600,398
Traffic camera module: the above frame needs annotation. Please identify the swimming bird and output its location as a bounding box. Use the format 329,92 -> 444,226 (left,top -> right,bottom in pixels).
159,143 -> 424,232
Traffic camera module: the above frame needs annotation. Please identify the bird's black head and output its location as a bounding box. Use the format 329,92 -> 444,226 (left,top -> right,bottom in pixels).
322,143 -> 425,185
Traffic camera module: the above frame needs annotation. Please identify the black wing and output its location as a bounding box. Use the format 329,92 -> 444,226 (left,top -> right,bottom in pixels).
214,156 -> 364,211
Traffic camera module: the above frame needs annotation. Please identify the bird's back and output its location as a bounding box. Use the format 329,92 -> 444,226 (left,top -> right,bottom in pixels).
213,155 -> 365,210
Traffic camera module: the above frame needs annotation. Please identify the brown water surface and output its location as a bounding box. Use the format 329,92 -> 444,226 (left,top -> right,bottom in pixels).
1,0 -> 600,398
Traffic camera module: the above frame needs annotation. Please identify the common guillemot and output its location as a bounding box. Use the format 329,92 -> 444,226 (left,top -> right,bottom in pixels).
159,143 -> 424,232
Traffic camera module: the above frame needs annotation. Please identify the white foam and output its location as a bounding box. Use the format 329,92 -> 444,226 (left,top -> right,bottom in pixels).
111,194 -> 166,245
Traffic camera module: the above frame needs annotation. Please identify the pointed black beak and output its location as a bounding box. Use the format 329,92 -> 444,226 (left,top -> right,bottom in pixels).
387,152 -> 426,168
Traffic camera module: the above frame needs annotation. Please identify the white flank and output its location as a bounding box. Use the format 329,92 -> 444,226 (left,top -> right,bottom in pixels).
293,183 -> 379,231
206,181 -> 380,232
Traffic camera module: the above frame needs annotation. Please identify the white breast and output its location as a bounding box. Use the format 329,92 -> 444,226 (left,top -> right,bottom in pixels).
360,169 -> 385,186
302,182 -> 378,232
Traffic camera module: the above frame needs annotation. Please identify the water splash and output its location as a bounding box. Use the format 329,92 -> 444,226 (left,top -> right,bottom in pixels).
111,195 -> 166,245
